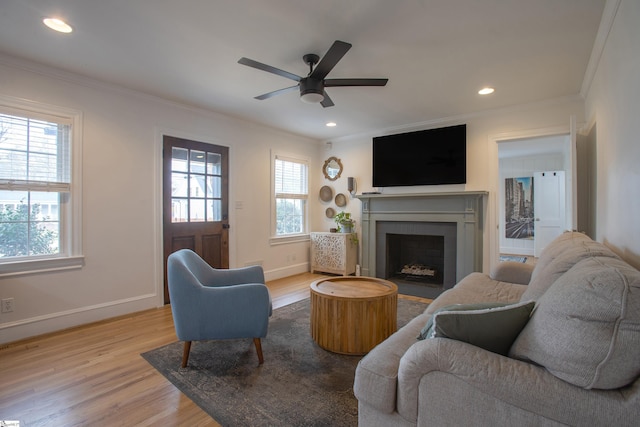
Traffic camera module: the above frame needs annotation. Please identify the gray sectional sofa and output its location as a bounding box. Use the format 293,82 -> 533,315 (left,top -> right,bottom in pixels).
354,232 -> 640,426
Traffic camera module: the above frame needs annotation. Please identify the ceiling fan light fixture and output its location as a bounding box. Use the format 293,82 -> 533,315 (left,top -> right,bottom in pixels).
300,92 -> 325,103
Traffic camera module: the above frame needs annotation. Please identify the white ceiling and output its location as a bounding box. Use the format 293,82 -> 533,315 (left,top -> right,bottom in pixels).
0,0 -> 605,141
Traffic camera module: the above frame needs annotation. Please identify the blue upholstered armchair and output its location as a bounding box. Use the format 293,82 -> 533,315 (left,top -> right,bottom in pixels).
167,249 -> 272,367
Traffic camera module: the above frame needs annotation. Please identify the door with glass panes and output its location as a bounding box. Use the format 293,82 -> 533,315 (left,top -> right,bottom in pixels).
163,135 -> 229,303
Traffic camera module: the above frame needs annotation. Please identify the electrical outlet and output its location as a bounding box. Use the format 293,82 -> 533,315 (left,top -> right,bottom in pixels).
2,298 -> 14,313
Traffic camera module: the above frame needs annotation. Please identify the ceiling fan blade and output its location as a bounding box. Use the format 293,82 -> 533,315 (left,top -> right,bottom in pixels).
255,85 -> 299,100
325,78 -> 389,87
320,91 -> 335,108
310,40 -> 352,80
238,57 -> 301,82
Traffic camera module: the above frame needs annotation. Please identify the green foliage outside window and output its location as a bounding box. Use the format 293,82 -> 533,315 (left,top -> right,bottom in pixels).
276,198 -> 304,235
0,203 -> 57,257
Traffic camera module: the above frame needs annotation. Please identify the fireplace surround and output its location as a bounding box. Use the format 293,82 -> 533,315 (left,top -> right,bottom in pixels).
357,192 -> 487,298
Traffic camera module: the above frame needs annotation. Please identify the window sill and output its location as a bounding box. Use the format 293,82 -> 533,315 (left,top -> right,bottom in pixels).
269,233 -> 310,246
0,255 -> 85,278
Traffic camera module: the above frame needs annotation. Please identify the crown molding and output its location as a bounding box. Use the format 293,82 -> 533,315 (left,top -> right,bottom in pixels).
580,0 -> 622,98
326,94 -> 583,144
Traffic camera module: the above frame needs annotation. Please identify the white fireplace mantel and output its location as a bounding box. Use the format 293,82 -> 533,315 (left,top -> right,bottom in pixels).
356,191 -> 488,286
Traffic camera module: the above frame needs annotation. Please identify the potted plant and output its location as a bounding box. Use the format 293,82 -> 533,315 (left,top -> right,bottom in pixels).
334,211 -> 355,233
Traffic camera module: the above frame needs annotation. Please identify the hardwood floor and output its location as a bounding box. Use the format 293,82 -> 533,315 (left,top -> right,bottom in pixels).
0,273 -> 431,426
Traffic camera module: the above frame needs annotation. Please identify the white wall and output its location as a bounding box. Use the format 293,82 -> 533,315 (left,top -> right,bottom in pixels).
584,0 -> 640,268
326,98 -> 586,271
0,56 -> 322,343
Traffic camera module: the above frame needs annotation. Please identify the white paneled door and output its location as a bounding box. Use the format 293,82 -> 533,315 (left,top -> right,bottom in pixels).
533,171 -> 565,257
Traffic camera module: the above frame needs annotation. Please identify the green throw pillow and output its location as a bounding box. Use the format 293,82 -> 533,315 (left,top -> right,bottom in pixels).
418,301 -> 535,356
418,302 -> 510,340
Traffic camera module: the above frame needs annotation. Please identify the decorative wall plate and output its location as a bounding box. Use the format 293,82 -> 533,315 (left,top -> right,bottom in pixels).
325,207 -> 336,218
320,185 -> 333,202
335,193 -> 347,207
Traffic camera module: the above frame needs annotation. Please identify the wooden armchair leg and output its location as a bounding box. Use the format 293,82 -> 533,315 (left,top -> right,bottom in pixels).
181,341 -> 192,368
253,338 -> 264,365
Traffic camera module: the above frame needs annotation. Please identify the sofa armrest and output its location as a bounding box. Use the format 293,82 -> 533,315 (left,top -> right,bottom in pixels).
396,338 -> 639,425
354,312 -> 432,414
489,261 -> 534,285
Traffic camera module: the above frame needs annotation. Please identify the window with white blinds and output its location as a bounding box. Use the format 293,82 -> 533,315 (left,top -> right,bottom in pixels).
0,98 -> 83,275
0,113 -> 71,189
274,155 -> 308,236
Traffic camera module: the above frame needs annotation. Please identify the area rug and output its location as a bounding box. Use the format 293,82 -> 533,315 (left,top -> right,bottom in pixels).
142,297 -> 428,426
499,255 -> 527,263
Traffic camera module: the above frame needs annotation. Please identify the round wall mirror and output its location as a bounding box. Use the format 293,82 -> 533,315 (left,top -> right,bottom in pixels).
323,156 -> 343,181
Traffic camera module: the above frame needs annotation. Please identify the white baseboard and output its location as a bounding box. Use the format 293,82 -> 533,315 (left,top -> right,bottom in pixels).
264,262 -> 310,282
0,294 -> 159,345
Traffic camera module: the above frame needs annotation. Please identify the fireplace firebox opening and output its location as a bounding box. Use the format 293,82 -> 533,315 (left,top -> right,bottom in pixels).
376,220 -> 457,299
386,234 -> 444,288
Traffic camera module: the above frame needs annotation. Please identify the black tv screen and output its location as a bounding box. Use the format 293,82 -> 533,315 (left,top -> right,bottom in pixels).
372,124 -> 466,187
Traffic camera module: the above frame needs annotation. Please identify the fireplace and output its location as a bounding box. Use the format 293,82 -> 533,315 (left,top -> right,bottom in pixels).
357,192 -> 487,298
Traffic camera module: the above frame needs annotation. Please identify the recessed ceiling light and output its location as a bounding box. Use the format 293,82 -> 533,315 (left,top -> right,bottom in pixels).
478,87 -> 495,95
43,17 -> 73,33
326,122 -> 337,127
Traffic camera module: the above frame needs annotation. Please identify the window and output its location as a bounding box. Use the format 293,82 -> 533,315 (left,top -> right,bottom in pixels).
0,97 -> 83,276
273,154 -> 308,238
170,146 -> 223,223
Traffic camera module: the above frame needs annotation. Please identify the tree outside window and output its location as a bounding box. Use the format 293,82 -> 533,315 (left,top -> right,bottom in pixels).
0,201 -> 57,257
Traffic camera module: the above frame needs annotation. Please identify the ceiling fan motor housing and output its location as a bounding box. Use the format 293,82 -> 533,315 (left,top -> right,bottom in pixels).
300,78 -> 325,103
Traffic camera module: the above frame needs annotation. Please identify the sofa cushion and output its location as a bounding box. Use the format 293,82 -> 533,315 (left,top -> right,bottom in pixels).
490,261 -> 535,285
529,232 -> 592,279
510,256 -> 640,389
522,232 -> 620,302
426,272 -> 527,314
427,301 -> 535,355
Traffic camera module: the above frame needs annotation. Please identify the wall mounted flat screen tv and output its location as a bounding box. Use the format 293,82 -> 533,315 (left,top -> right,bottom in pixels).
372,124 -> 466,187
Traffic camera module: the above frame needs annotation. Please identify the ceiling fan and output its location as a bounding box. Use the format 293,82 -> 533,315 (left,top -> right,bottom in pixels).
238,40 -> 388,108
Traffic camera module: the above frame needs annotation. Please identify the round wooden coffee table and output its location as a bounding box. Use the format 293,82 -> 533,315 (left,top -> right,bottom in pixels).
310,276 -> 398,355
